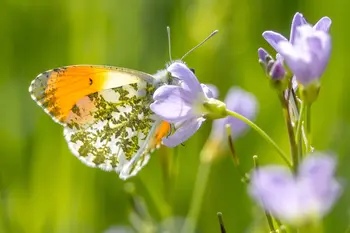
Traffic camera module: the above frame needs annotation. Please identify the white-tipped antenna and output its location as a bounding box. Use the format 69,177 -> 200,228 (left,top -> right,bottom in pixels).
167,26 -> 173,62
181,30 -> 218,60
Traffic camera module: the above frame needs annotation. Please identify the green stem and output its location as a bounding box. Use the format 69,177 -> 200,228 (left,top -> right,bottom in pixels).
226,124 -> 249,183
226,109 -> 291,168
217,212 -> 227,233
295,102 -> 306,158
265,211 -> 276,232
180,157 -> 212,233
279,93 -> 298,171
275,218 -> 287,233
305,104 -> 312,152
302,126 -> 310,153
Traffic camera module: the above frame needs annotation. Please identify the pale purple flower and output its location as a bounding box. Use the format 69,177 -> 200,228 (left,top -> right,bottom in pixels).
210,87 -> 258,141
263,12 -> 332,86
150,61 -> 214,147
249,153 -> 342,225
277,25 -> 331,86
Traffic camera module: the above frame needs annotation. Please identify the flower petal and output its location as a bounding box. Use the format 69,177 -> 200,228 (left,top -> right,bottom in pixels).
153,85 -> 192,102
269,59 -> 286,80
308,33 -> 332,78
225,88 -> 257,136
262,31 -> 288,52
299,154 -> 340,197
150,86 -> 194,123
299,153 -> 336,180
298,154 -> 342,218
162,117 -> 205,147
249,166 -> 299,222
210,87 -> 257,141
202,84 -> 218,98
167,62 -> 203,93
314,16 -> 332,32
290,12 -> 307,44
258,47 -> 269,62
278,25 -> 331,85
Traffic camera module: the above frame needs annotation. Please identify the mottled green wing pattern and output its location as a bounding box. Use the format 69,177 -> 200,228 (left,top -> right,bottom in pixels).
64,81 -> 159,179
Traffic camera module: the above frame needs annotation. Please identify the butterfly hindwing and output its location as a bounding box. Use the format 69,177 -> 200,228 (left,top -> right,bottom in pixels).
64,82 -> 160,178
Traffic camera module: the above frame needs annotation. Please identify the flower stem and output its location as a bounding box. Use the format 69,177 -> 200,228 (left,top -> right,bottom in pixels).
226,124 -> 250,183
295,102 -> 306,158
275,218 -> 287,233
305,104 -> 312,152
217,212 -> 227,233
180,143 -> 215,233
279,93 -> 298,171
226,109 -> 291,168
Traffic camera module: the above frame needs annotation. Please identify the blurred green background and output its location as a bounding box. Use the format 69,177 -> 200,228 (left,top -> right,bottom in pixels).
1,0 -> 350,232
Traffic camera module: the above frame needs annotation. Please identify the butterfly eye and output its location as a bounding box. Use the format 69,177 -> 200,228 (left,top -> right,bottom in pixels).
190,68 -> 195,74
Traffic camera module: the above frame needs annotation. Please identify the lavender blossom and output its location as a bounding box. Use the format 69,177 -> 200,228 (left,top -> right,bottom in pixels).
210,87 -> 258,141
150,61 -> 216,147
249,153 -> 342,225
277,25 -> 331,86
263,12 -> 332,86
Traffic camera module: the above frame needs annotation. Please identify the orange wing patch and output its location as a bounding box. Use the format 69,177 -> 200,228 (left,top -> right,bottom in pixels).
151,121 -> 171,149
29,65 -> 141,124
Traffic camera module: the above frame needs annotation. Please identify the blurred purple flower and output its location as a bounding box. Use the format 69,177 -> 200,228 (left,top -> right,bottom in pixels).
249,153 -> 342,225
263,12 -> 332,86
210,87 -> 258,141
150,61 -> 213,147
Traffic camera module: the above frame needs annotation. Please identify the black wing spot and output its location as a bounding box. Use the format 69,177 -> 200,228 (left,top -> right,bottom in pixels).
89,78 -> 93,85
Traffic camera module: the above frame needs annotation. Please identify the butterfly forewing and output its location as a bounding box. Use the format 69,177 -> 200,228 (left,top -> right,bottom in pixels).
29,65 -> 154,124
29,65 -> 170,179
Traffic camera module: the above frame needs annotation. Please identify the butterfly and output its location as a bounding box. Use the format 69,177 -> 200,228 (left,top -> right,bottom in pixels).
29,28 -> 218,180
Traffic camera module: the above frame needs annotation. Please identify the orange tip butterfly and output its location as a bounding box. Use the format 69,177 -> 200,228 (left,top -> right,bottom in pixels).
29,27 -> 218,179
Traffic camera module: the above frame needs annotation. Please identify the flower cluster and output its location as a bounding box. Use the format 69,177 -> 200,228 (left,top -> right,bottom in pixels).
260,12 -> 332,103
149,11 -> 341,232
248,13 -> 341,229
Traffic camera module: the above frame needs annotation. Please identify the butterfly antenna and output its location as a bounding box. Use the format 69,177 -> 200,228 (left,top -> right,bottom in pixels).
167,26 -> 173,62
181,29 -> 218,60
